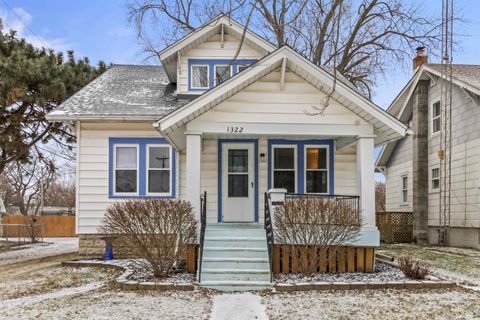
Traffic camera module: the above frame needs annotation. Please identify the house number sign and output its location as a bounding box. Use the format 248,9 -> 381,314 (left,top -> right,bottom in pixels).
226,126 -> 244,133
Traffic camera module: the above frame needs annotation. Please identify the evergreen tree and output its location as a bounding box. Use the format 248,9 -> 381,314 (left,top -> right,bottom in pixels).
0,20 -> 106,174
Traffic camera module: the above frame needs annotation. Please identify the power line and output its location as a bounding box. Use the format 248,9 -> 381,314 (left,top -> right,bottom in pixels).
0,0 -> 49,48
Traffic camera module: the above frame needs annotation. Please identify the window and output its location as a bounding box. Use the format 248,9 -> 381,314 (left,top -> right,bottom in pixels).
191,65 -> 209,89
431,167 -> 440,190
228,149 -> 249,197
114,145 -> 138,194
432,101 -> 441,134
109,138 -> 175,198
237,65 -> 249,72
305,146 -> 329,194
272,146 -> 296,193
147,145 -> 172,195
214,65 -> 231,86
401,175 -> 408,203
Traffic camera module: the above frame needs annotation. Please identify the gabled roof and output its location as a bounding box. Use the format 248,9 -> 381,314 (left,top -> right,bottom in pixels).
155,45 -> 409,146
46,65 -> 192,122
159,14 -> 277,82
376,63 -> 480,168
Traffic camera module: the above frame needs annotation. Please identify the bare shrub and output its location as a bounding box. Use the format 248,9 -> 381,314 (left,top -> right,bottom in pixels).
397,255 -> 430,280
274,197 -> 362,276
99,198 -> 197,278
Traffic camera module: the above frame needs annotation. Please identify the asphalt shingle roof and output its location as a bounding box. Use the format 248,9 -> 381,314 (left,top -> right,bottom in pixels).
48,65 -> 191,119
427,64 -> 480,91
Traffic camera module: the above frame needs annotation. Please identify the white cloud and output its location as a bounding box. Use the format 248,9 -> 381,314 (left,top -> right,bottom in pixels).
0,7 -> 70,52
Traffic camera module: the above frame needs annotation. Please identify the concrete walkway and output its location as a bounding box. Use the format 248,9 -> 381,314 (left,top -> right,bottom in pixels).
0,237 -> 78,266
210,293 -> 267,320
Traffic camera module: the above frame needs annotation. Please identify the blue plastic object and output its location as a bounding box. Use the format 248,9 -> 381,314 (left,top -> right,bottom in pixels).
100,236 -> 113,261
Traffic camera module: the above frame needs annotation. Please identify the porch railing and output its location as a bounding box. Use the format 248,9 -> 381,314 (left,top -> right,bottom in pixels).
198,191 -> 207,282
264,192 -> 274,282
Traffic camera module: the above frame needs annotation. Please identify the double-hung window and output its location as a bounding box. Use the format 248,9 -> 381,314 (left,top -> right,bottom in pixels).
401,175 -> 408,203
272,146 -> 296,193
147,145 -> 172,195
305,146 -> 329,194
214,65 -> 231,86
432,101 -> 441,134
114,145 -> 138,194
431,167 -> 440,190
110,138 -> 175,198
191,65 -> 209,89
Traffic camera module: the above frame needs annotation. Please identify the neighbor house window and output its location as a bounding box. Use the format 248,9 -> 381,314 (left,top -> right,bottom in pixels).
401,175 -> 408,203
272,146 -> 296,193
147,145 -> 172,195
191,65 -> 209,89
305,146 -> 329,194
114,145 -> 138,194
109,138 -> 176,198
237,65 -> 249,72
432,101 -> 441,134
214,65 -> 231,86
431,167 -> 440,190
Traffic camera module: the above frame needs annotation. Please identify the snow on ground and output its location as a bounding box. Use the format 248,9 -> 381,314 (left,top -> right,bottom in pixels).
210,293 -> 267,320
263,288 -> 480,320
274,262 -> 412,283
0,288 -> 212,320
0,237 -> 78,266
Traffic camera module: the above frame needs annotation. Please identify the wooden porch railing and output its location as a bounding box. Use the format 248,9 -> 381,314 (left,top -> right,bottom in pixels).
376,211 -> 413,243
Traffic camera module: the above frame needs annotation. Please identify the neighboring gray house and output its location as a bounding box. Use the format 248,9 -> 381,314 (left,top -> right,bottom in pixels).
377,49 -> 480,249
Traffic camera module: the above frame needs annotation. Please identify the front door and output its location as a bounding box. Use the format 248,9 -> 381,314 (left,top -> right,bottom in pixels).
221,143 -> 255,222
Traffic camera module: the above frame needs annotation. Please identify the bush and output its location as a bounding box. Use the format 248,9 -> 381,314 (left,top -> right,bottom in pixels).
397,255 -> 430,279
99,198 -> 197,278
274,197 -> 361,276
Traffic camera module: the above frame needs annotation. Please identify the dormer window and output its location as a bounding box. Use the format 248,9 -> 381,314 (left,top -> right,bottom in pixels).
191,65 -> 209,89
215,65 -> 232,86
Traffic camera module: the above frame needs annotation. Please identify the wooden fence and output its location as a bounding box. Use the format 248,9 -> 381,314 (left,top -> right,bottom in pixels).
272,245 -> 375,273
376,211 -> 413,243
2,216 -> 76,237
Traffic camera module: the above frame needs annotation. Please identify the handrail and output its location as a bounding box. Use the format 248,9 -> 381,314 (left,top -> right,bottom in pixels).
285,193 -> 360,217
264,192 -> 274,282
198,191 -> 207,282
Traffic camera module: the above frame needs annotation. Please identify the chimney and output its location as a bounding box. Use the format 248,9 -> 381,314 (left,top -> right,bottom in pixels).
413,47 -> 428,70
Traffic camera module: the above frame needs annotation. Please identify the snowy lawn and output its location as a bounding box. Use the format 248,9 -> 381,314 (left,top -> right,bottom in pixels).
0,287 -> 212,320
0,254 -> 119,300
264,288 -> 480,320
378,244 -> 480,286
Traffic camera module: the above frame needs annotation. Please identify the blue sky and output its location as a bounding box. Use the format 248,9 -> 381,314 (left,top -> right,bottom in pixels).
1,0 -> 479,107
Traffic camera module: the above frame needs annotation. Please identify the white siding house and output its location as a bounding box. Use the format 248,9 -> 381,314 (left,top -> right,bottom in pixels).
47,15 -> 409,289
377,55 -> 480,249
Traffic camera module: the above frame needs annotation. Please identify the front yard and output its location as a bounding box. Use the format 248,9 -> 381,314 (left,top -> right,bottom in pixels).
1,244 -> 480,319
378,243 -> 480,286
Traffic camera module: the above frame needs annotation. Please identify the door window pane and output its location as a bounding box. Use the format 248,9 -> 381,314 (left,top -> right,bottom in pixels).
228,150 -> 248,173
191,65 -> 208,88
149,146 -> 170,169
115,170 -> 137,193
215,65 -> 231,85
116,147 -> 137,168
228,174 -> 248,197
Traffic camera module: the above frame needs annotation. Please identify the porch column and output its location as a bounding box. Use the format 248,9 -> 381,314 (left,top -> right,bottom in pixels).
356,136 -> 376,229
186,132 -> 202,221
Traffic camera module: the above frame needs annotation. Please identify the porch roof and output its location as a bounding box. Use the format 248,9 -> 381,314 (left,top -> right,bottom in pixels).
154,46 -> 410,147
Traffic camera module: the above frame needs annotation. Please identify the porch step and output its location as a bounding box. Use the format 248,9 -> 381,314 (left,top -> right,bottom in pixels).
199,224 -> 272,291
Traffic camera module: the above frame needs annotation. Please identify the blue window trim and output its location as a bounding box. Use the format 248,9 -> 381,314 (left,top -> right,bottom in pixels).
267,139 -> 334,194
108,137 -> 176,198
217,139 -> 259,223
188,59 -> 257,92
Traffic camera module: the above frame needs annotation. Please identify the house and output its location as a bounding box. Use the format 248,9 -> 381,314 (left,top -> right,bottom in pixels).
376,48 -> 480,249
47,15 -> 409,290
